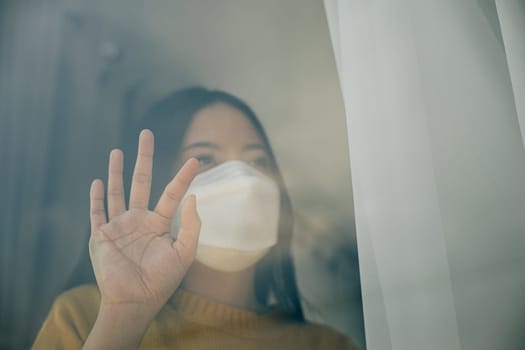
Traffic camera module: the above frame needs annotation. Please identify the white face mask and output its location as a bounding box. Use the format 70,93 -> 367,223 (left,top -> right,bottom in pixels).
171,160 -> 280,272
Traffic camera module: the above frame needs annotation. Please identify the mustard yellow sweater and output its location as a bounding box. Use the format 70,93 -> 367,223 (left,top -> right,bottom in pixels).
32,285 -> 357,349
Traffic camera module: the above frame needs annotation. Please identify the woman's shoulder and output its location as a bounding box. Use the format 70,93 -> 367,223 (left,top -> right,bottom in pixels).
32,285 -> 101,348
50,284 -> 101,322
54,284 -> 101,306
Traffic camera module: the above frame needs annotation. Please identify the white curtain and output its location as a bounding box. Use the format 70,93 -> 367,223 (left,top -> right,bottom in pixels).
324,1 -> 525,349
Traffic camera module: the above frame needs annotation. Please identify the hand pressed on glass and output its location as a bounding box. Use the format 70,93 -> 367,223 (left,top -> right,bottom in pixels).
89,129 -> 200,312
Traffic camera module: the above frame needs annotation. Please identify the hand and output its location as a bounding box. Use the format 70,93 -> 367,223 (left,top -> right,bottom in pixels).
88,129 -> 200,315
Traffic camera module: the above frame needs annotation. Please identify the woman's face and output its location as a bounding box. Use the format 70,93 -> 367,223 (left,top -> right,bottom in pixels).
176,103 -> 275,178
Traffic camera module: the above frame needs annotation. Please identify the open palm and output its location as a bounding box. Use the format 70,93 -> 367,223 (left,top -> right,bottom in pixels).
89,130 -> 200,311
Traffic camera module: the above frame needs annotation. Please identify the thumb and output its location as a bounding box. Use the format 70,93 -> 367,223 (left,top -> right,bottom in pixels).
172,195 -> 201,269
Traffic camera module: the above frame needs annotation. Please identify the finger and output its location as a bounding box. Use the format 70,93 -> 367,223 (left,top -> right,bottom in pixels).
172,195 -> 201,268
107,149 -> 126,219
90,179 -> 107,232
129,129 -> 154,209
154,158 -> 199,220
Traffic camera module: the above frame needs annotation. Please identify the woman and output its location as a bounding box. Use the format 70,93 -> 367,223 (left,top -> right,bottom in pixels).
33,87 -> 357,349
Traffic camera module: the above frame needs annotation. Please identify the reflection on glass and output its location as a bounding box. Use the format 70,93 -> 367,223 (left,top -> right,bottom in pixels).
32,87 -> 359,349
1,2 -> 364,348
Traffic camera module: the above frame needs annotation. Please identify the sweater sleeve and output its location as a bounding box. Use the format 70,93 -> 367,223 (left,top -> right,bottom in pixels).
32,285 -> 100,350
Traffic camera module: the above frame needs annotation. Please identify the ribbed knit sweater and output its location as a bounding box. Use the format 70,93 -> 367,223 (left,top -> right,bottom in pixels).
32,285 -> 357,349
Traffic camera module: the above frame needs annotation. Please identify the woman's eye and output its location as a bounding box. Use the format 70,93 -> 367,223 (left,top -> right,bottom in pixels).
195,155 -> 216,167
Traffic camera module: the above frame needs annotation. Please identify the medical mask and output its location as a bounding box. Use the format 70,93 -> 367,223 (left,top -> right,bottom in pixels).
171,160 -> 280,272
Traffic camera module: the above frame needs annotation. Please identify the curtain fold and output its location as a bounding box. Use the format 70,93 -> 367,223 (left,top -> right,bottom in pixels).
496,0 -> 525,150
325,1 -> 525,349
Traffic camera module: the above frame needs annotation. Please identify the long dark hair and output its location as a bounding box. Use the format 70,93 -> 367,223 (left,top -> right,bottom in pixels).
125,86 -> 304,320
